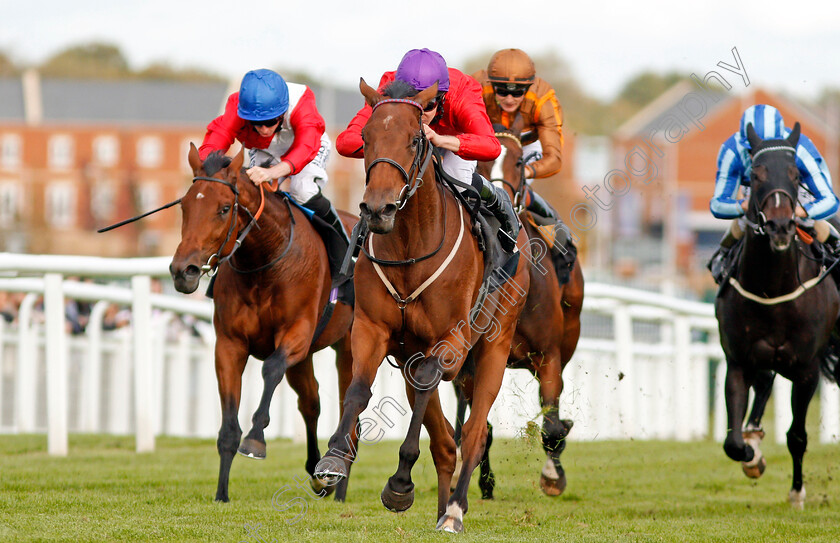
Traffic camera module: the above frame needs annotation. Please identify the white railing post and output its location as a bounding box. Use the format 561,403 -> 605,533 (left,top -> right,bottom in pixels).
613,304 -> 634,439
820,378 -> 840,443
774,377 -> 793,444
15,293 -> 38,433
44,273 -> 68,456
673,315 -> 692,441
81,301 -> 108,432
132,275 -> 155,453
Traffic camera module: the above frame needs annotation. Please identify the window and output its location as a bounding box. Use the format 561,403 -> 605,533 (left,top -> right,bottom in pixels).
48,135 -> 74,169
93,135 -> 119,167
137,136 -> 162,168
1,134 -> 21,169
0,182 -> 20,227
90,181 -> 115,222
137,181 -> 160,212
46,182 -> 76,228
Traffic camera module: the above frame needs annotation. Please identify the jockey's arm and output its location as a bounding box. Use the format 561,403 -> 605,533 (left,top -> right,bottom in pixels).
710,141 -> 747,219
796,136 -> 839,221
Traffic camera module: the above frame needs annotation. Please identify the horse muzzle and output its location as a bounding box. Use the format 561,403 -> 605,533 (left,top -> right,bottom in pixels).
169,260 -> 202,294
359,201 -> 398,234
765,218 -> 795,252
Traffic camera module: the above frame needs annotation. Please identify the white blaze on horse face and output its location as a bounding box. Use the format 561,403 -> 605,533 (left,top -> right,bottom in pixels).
383,115 -> 393,130
196,192 -> 205,200
775,193 -> 780,208
491,146 -> 508,181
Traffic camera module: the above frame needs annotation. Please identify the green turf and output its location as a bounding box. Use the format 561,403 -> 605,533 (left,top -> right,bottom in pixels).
1,432 -> 839,542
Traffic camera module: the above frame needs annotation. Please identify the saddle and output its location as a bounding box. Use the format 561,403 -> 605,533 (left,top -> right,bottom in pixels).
525,211 -> 578,286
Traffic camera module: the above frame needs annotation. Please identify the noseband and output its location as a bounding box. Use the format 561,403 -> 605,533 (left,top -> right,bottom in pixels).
363,98 -> 433,210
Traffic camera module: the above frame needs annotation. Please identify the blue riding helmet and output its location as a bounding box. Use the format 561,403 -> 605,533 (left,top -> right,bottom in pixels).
237,69 -> 289,121
739,104 -> 785,144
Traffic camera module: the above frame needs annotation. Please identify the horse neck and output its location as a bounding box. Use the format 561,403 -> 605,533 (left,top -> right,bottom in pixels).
385,169 -> 445,257
737,229 -> 802,295
229,185 -> 293,270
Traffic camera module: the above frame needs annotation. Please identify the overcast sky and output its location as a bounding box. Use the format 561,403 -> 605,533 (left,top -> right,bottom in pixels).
3,0 -> 840,101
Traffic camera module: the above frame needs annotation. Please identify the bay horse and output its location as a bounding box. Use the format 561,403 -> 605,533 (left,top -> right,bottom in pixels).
451,120 -> 584,499
313,79 -> 531,533
169,145 -> 357,502
715,122 -> 839,508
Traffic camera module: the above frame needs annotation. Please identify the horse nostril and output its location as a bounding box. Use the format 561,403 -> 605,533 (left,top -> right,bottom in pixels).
184,265 -> 201,278
359,202 -> 371,217
381,203 -> 398,217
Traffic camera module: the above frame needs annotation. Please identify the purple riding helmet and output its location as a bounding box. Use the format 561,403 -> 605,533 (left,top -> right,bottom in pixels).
395,48 -> 450,92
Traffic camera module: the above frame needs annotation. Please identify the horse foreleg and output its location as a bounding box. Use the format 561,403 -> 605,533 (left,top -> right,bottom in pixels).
723,364 -> 764,476
450,371 -> 474,492
439,346 -> 507,533
538,355 -> 572,497
381,356 -> 443,513
331,333 -> 354,502
314,317 -> 387,486
214,341 -> 248,502
787,374 -> 819,509
239,346 -> 287,459
477,421 -> 495,499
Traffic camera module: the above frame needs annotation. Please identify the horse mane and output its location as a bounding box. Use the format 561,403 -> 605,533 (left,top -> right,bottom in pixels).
203,151 -> 232,176
383,80 -> 418,99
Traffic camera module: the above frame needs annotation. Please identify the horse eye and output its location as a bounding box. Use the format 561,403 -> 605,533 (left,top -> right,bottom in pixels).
220,205 -> 231,215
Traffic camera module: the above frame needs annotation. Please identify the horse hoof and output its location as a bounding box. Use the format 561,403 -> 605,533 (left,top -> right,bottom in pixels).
237,438 -> 266,459
381,482 -> 414,512
789,487 -> 806,510
741,455 -> 767,478
540,473 -> 567,496
310,476 -> 336,497
436,504 -> 465,533
313,456 -> 348,486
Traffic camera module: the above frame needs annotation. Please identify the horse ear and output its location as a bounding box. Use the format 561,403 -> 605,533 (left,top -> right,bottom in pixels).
229,148 -> 244,174
415,82 -> 439,108
511,112 -> 525,137
746,123 -> 761,150
188,142 -> 202,174
360,78 -> 382,108
787,122 -> 801,147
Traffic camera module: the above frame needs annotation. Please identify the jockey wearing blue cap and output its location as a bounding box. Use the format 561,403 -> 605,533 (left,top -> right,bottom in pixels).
708,104 -> 840,283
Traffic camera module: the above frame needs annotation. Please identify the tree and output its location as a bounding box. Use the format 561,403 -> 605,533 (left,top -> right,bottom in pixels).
40,42 -> 130,78
136,61 -> 225,82
0,51 -> 19,76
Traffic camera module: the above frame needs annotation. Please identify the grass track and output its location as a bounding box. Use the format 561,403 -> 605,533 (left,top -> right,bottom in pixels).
1,433 -> 839,542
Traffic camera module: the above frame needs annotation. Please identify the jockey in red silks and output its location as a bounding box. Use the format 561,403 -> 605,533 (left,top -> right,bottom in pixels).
337,48 -> 520,252
200,69 -> 349,247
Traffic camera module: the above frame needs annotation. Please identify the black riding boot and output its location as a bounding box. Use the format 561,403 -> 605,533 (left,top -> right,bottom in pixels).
708,229 -> 738,284
526,187 -> 559,221
302,192 -> 351,247
472,173 -> 520,252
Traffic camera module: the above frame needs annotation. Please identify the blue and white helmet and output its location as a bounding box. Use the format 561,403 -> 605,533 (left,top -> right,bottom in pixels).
739,104 -> 785,145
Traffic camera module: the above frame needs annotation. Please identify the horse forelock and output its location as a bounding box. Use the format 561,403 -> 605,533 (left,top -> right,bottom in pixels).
202,151 -> 232,177
383,80 -> 418,99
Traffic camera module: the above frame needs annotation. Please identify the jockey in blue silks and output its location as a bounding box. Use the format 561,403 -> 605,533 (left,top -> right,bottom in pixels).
708,104 -> 840,283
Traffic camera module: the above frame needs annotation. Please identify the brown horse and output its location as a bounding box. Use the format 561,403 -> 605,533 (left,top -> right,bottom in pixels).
313,79 -> 531,532
169,145 -> 357,502
454,121 -> 585,499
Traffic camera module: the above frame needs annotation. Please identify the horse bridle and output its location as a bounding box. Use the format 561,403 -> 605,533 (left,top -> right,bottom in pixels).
491,132 -> 540,212
744,145 -> 798,236
363,98 -> 434,210
193,175 -> 294,276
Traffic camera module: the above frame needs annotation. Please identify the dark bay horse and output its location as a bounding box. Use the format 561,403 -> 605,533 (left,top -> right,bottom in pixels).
169,145 -> 357,502
314,80 -> 531,532
452,122 -> 585,499
716,122 -> 839,508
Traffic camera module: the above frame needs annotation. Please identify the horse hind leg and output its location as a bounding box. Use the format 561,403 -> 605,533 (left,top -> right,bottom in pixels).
741,370 -> 774,478
238,347 -> 288,459
787,375 -> 819,509
477,421 -> 495,499
285,355 -> 335,498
